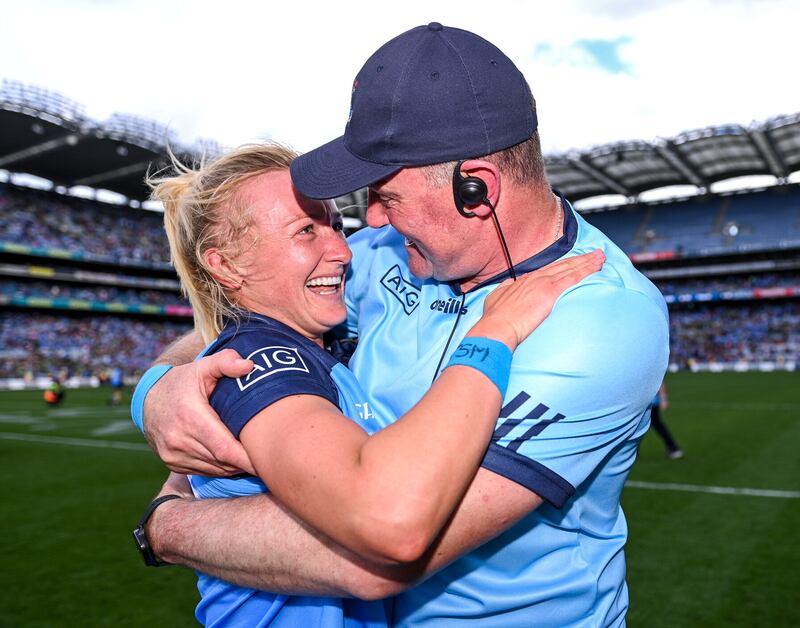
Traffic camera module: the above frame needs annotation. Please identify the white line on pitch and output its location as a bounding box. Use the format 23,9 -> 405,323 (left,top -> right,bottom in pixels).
3,433 -> 797,499
0,432 -> 150,452
92,420 -> 137,436
627,480 -> 800,499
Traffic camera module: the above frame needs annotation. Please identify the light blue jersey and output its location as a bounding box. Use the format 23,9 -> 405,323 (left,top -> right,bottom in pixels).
189,314 -> 391,628
341,200 -> 669,627
110,367 -> 123,388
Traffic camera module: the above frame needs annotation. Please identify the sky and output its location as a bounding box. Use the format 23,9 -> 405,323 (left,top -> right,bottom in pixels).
1,0 -> 798,171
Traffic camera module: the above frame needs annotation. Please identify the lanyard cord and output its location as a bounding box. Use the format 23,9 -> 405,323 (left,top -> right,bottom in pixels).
486,198 -> 517,282
430,291 -> 468,386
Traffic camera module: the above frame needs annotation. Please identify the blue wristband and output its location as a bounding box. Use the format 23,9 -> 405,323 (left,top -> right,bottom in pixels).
444,337 -> 512,398
131,364 -> 173,433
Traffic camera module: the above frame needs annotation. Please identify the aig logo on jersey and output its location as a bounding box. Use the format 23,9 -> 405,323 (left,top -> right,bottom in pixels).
380,265 -> 420,315
237,346 -> 310,391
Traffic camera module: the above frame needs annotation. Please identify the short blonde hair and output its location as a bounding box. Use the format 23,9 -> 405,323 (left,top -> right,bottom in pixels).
149,143 -> 298,342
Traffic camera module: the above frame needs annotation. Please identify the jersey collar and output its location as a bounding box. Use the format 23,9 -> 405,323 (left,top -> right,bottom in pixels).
215,310 -> 318,348
457,190 -> 578,294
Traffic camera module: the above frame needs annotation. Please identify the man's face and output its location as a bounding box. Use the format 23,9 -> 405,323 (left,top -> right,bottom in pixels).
367,168 -> 473,282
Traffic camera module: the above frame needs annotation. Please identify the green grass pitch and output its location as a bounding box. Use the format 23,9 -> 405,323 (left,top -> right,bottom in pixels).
1,372 -> 798,627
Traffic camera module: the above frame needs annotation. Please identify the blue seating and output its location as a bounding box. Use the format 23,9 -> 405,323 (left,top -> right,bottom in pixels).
582,187 -> 800,256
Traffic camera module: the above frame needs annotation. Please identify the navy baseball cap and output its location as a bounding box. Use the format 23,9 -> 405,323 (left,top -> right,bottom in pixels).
291,22 -> 537,199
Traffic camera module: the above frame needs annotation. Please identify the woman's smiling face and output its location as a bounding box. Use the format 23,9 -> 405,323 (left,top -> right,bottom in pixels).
233,169 -> 351,343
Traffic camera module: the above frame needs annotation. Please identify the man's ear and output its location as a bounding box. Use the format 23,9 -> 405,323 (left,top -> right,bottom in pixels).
203,248 -> 243,291
457,159 -> 500,218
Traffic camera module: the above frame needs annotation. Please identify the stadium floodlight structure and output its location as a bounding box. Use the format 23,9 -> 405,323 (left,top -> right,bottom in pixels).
66,113 -> 177,192
187,138 -> 224,163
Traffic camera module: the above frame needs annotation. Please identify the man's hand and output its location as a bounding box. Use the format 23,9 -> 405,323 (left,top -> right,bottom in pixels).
474,249 -> 605,350
156,471 -> 194,500
143,349 -> 256,476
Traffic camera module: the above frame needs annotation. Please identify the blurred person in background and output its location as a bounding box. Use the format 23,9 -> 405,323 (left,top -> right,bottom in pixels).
649,382 -> 683,459
109,366 -> 124,406
43,375 -> 64,406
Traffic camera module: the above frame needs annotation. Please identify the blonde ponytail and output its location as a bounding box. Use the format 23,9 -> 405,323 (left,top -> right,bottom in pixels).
149,143 -> 297,342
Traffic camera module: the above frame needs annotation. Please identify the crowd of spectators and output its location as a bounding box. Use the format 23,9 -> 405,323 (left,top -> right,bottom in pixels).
655,272 -> 800,296
0,312 -> 190,380
0,185 -> 170,265
1,183 -> 798,377
0,280 -> 188,307
669,301 -> 800,366
1,299 -> 797,381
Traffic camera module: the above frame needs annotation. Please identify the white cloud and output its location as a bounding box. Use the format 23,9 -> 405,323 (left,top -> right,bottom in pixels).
2,0 -> 797,155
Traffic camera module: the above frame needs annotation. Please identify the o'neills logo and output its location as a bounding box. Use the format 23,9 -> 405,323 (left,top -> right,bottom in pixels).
430,298 -> 468,315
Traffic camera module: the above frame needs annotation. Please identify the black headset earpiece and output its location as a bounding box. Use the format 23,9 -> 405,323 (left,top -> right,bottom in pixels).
450,160 -> 518,282
452,160 -> 488,217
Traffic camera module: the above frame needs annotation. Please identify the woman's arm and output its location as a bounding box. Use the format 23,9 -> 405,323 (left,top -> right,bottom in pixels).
241,365 -> 499,565
240,250 -> 604,565
139,331 -> 255,476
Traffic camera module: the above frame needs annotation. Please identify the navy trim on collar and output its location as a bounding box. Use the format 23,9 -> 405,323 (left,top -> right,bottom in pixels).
212,311 -> 328,359
463,191 -> 578,293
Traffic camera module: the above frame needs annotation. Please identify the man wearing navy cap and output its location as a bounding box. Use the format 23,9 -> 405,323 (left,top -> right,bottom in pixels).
134,23 -> 669,626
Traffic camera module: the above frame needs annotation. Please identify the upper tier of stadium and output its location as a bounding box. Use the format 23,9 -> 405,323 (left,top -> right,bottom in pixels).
2,79 -> 799,204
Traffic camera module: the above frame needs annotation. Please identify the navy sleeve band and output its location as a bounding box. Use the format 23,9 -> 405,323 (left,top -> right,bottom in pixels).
218,379 -> 339,438
481,443 -> 576,508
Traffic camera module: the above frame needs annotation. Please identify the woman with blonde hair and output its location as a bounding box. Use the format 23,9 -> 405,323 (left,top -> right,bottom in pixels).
148,142 -> 604,627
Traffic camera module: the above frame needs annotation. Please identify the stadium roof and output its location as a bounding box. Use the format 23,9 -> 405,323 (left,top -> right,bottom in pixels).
547,113 -> 800,201
1,80 -> 799,203
0,81 -> 218,202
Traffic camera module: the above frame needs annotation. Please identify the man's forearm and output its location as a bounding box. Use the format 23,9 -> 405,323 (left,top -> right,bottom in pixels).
150,492 -> 418,600
148,469 -> 539,599
153,330 -> 205,367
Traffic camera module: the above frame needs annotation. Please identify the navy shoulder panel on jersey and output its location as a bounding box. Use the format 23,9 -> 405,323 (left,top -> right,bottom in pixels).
482,443 -> 576,507
207,314 -> 341,438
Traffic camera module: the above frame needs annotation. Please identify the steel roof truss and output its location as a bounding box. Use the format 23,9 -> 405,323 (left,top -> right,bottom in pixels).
747,129 -> 787,179
0,133 -> 80,168
569,156 -> 629,196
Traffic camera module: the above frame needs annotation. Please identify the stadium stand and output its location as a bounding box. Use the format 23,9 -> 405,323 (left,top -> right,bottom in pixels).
0,279 -> 188,306
581,185 -> 800,371
725,189 -> 800,248
0,182 -> 192,387
2,181 -> 796,382
668,302 -> 799,368
0,182 -> 171,267
0,311 -> 190,381
1,81 -> 798,386
579,187 -> 800,257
